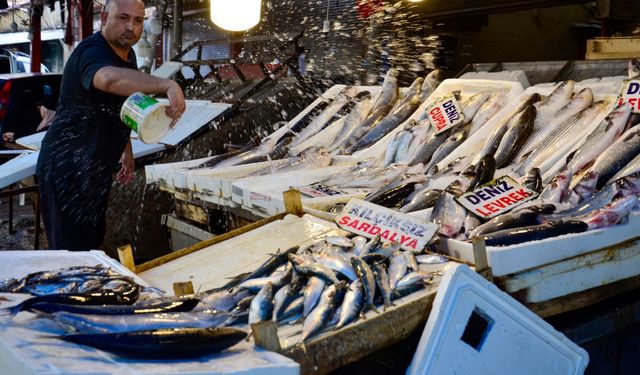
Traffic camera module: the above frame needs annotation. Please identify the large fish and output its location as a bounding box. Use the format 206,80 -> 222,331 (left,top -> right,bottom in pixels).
346,96 -> 422,153
579,195 -> 638,230
566,103 -> 631,175
468,93 -> 508,136
480,220 -> 588,247
517,101 -> 608,176
56,327 -> 247,359
290,97 -> 351,148
492,104 -> 536,168
588,126 -> 640,189
425,128 -> 469,172
50,311 -> 233,334
534,80 -> 574,119
517,88 -> 593,162
327,94 -> 373,151
608,152 -> 640,184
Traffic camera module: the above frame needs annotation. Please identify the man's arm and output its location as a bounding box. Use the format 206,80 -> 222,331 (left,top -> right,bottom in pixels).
93,66 -> 186,123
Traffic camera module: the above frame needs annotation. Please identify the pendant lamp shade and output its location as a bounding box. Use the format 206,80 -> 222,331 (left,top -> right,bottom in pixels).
210,0 -> 261,31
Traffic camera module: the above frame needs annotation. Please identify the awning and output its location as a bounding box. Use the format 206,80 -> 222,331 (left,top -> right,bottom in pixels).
0,29 -> 64,46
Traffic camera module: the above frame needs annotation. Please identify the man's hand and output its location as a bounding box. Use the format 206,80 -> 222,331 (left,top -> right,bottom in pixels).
164,81 -> 186,128
116,141 -> 135,185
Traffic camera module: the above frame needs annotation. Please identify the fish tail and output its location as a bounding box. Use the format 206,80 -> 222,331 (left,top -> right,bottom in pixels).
0,303 -> 22,318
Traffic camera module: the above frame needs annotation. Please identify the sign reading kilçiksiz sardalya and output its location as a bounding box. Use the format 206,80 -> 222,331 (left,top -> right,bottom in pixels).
618,80 -> 640,114
456,176 -> 538,219
426,93 -> 465,134
335,199 -> 438,251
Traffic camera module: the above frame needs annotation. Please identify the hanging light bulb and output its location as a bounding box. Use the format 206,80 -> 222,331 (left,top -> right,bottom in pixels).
210,0 -> 261,31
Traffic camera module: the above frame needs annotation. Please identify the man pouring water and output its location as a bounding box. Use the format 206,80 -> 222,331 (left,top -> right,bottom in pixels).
36,0 -> 185,251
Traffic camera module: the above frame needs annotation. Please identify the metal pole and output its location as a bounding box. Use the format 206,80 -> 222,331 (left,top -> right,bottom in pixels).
30,1 -> 43,72
171,0 -> 182,58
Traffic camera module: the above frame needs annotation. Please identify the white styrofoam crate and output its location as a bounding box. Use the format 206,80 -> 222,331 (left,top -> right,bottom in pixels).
0,252 -> 299,375
0,151 -> 39,190
503,237 -> 640,302
407,264 -> 588,375
144,157 -> 212,185
444,210 -> 640,277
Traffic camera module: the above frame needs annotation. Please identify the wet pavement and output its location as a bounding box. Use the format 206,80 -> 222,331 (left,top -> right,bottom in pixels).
0,196 -> 44,250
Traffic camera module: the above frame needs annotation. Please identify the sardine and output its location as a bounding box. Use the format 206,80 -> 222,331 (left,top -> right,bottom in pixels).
302,284 -> 337,341
303,276 -> 325,317
335,279 -> 364,329
350,257 -> 378,313
314,254 -> 357,281
288,253 -> 340,284
371,262 -> 393,310
388,251 -> 408,290
248,282 -> 274,324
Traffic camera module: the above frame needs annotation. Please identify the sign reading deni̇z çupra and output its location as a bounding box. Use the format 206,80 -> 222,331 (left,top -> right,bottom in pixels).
335,199 -> 438,251
426,93 -> 465,134
456,176 -> 538,219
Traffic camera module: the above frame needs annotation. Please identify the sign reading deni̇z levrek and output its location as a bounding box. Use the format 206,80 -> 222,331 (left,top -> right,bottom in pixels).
335,199 -> 438,251
456,176 -> 538,219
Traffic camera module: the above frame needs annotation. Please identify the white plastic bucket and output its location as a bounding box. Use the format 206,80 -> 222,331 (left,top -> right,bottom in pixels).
120,92 -> 172,144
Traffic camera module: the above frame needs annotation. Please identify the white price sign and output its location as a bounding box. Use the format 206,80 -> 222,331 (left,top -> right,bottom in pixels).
335,199 -> 438,251
618,79 -> 640,114
456,176 -> 538,219
426,93 -> 465,134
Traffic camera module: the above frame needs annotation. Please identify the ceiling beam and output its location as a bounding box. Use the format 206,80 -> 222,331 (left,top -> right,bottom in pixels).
408,0 -> 595,19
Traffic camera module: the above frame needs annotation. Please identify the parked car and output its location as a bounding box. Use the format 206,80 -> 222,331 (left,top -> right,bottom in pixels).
0,49 -> 50,74
0,72 -> 61,142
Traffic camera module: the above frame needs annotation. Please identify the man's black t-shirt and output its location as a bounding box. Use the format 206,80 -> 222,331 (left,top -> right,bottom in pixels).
37,31 -> 136,184
35,31 -> 137,250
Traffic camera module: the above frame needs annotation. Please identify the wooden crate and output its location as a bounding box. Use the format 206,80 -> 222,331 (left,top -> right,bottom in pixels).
586,37 -> 640,60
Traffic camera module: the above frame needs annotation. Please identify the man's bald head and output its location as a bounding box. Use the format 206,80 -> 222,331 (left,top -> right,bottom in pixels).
101,0 -> 145,56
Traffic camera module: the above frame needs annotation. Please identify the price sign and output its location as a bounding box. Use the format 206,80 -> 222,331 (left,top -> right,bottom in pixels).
456,176 -> 538,219
426,93 -> 465,134
335,199 -> 438,251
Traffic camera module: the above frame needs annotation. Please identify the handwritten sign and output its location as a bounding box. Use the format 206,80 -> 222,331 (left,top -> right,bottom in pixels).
335,199 -> 438,251
456,176 -> 538,219
618,80 -> 640,114
427,93 -> 465,134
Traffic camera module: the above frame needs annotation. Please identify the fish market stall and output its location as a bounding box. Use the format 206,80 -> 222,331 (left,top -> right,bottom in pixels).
0,251 -> 299,375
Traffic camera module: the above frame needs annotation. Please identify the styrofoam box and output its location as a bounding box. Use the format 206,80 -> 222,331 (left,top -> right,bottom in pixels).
0,151 -> 38,190
502,235 -> 640,303
139,214 -> 348,293
0,252 -> 299,375
444,210 -> 640,277
406,264 -> 588,375
459,70 -> 531,89
434,77 -> 622,181
145,157 -> 212,185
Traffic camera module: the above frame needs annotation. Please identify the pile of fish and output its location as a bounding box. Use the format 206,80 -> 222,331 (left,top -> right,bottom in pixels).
0,265 -> 247,358
1,246 -> 445,353
181,67 -> 448,174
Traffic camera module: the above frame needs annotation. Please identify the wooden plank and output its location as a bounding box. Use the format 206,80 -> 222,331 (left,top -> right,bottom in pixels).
135,212 -> 287,273
175,201 -> 209,225
172,281 -> 195,296
117,244 -> 136,272
281,287 -> 438,374
586,37 -> 640,60
525,273 -> 640,318
472,237 -> 493,282
252,321 -> 283,352
283,188 -> 304,217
